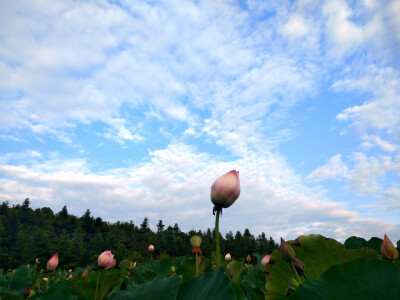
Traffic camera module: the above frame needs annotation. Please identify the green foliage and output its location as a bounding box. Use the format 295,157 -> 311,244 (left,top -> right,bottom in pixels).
290,259 -> 400,300
0,200 -> 278,270
265,234 -> 382,299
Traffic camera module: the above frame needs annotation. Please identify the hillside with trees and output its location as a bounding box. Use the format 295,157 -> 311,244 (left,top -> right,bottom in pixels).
0,199 -> 278,270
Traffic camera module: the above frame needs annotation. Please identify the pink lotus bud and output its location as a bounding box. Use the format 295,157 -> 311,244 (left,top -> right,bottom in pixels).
225,253 -> 231,261
105,259 -> 117,270
246,254 -> 251,262
46,253 -> 59,271
280,238 -> 296,262
211,170 -> 240,208
81,269 -> 88,279
381,234 -> 399,260
98,250 -> 114,268
293,258 -> 305,275
68,274 -> 73,279
148,244 -> 154,252
261,254 -> 270,267
23,286 -> 31,299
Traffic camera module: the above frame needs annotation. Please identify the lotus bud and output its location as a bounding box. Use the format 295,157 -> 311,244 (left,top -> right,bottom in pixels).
35,258 -> 39,264
105,259 -> 117,270
293,258 -> 305,275
148,244 -> 154,252
261,254 -> 270,267
81,269 -> 88,279
170,266 -> 176,273
23,286 -> 31,299
225,253 -> 231,261
190,235 -> 202,248
246,254 -> 251,263
98,250 -> 114,268
46,253 -> 59,271
68,274 -> 73,279
229,268 -> 234,278
381,234 -> 399,260
43,277 -> 48,283
280,238 -> 296,262
211,170 -> 240,208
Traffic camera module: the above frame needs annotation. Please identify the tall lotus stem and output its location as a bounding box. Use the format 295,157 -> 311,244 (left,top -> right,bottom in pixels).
195,252 -> 199,276
95,271 -> 100,300
289,260 -> 302,283
215,207 -> 221,269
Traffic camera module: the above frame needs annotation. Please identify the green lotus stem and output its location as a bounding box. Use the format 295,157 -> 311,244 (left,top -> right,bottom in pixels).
151,252 -> 153,260
195,252 -> 199,277
289,260 -> 302,283
95,271 -> 100,300
215,208 -> 221,269
7,275 -> 13,291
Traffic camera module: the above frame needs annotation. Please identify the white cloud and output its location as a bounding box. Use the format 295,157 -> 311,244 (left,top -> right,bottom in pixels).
1,144 -> 398,242
306,155 -> 348,182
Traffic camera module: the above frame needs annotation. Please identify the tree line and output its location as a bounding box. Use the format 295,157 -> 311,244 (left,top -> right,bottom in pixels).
0,199 -> 278,270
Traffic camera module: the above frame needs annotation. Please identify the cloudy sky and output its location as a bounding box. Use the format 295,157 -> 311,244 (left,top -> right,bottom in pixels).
1,0 -> 400,242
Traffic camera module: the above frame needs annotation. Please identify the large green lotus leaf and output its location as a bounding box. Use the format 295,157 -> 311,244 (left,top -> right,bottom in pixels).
68,269 -> 122,300
0,265 -> 33,297
178,257 -> 211,280
225,261 -> 243,283
110,274 -> 182,300
265,234 -> 379,299
344,236 -> 367,249
177,269 -> 237,300
35,281 -> 79,300
290,258 -> 400,300
140,258 -> 173,276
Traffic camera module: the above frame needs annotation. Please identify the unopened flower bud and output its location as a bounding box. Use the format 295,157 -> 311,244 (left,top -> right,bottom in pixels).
229,268 -> 234,278
98,250 -> 115,269
190,235 -> 202,248
170,266 -> 176,273
225,253 -> 231,261
46,253 -> 59,271
280,238 -> 296,262
261,254 -> 270,267
82,269 -> 88,279
211,170 -> 240,208
293,258 -> 305,275
148,244 -> 154,252
381,234 -> 399,260
23,286 -> 31,299
246,254 -> 251,262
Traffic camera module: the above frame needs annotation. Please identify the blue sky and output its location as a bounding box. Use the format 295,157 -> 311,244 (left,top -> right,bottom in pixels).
1,0 -> 400,242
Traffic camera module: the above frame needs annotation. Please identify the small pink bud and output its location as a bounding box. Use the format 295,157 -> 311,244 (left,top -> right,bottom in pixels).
23,286 -> 31,299
381,234 -> 399,260
246,254 -> 251,262
68,274 -> 73,279
148,244 -> 154,252
46,253 -> 59,271
261,254 -> 270,267
280,238 -> 296,262
225,253 -> 231,261
293,258 -> 305,275
81,269 -> 88,279
98,250 -> 114,268
211,170 -> 240,208
229,268 -> 234,278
